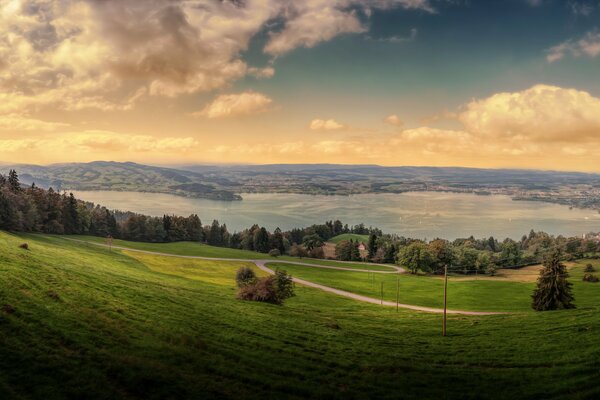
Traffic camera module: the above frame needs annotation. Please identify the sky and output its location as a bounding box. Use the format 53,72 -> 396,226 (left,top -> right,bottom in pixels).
1,0 -> 600,171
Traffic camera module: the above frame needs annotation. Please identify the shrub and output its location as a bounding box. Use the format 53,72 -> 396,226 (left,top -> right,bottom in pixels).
236,269 -> 295,305
18,243 -> 29,250
1,304 -> 15,314
268,249 -> 281,257
584,263 -> 595,273
235,266 -> 257,288
486,264 -> 498,276
308,246 -> 325,259
583,273 -> 599,283
237,276 -> 279,303
289,244 -> 308,258
273,269 -> 295,302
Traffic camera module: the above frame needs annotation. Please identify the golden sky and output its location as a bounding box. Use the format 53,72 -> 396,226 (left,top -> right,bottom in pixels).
1,0 -> 600,171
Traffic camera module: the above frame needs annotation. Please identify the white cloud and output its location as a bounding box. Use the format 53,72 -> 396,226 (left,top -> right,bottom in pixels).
0,131 -> 198,154
384,114 -> 403,127
248,66 -> 276,79
0,0 -> 433,119
458,84 -> 600,142
309,118 -> 346,131
194,92 -> 273,119
0,114 -> 70,131
546,30 -> 600,62
264,3 -> 365,56
264,0 -> 433,56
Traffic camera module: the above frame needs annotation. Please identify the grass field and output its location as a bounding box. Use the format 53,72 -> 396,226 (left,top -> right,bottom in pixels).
328,233 -> 370,244
1,231 -> 599,399
268,261 -> 600,313
66,235 -> 392,270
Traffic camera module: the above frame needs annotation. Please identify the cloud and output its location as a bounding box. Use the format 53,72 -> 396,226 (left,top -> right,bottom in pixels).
264,3 -> 365,56
367,28 -> 418,43
309,118 -> 346,131
546,30 -> 600,62
0,0 -> 434,120
384,114 -> 403,127
193,92 -> 273,119
0,114 -> 70,131
569,1 -> 595,16
458,84 -> 600,142
264,0 -> 434,56
0,131 -> 198,155
248,66 -> 276,79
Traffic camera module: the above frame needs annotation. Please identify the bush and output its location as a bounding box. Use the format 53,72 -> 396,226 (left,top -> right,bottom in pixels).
236,269 -> 295,305
583,273 -> 599,282
308,246 -> 325,259
18,243 -> 29,250
1,304 -> 15,314
238,276 -> 279,303
289,244 -> 308,258
486,264 -> 498,276
268,249 -> 281,257
584,263 -> 595,273
273,269 -> 295,301
235,266 -> 257,288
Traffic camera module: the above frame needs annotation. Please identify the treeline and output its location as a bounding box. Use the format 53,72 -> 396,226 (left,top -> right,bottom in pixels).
348,229 -> 600,274
0,170 -> 379,254
1,170 -> 598,272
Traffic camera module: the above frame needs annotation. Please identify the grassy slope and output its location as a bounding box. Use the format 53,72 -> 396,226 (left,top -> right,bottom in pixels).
65,235 -> 394,271
328,233 -> 369,244
268,261 -> 600,313
0,231 -> 599,399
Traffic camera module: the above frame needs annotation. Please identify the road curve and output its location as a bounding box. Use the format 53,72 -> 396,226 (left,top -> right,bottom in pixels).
61,237 -> 504,316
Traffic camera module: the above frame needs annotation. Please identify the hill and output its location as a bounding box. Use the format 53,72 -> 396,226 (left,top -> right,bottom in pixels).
4,161 -> 600,209
4,161 -> 241,201
328,233 -> 370,244
1,231 -> 599,399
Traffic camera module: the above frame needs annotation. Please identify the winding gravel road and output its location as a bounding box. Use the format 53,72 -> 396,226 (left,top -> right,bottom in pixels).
63,238 -> 503,316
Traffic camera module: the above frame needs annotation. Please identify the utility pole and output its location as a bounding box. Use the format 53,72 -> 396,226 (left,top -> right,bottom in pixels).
396,272 -> 400,312
443,265 -> 448,337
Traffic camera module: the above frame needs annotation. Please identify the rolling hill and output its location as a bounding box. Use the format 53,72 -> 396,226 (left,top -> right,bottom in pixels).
1,231 -> 599,399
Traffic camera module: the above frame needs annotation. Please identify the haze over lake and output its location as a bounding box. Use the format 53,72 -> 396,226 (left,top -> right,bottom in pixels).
72,191 -> 600,240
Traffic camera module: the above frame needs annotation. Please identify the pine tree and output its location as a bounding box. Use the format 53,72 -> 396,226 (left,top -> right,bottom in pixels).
367,233 -> 378,259
532,248 -> 575,311
7,170 -> 20,192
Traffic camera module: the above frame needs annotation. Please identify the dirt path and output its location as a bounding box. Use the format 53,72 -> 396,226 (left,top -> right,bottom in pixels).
62,237 -> 504,316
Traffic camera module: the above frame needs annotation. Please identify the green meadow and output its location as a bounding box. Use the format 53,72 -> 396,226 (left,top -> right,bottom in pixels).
328,233 -> 370,244
1,232 -> 599,399
267,261 -> 600,313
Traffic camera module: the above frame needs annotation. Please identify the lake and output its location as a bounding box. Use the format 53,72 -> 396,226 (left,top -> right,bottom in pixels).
72,190 -> 600,240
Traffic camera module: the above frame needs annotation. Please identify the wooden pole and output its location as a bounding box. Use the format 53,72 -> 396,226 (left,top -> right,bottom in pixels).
380,281 -> 384,305
396,272 -> 400,312
443,265 -> 448,337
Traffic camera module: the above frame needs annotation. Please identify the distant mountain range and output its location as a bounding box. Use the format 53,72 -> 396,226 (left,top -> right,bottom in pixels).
3,161 -> 600,209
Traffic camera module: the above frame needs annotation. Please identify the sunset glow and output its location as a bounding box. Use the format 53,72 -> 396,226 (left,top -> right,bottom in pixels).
1,0 -> 599,170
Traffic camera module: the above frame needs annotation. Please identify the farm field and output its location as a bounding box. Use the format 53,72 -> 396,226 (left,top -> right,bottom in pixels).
0,231 -> 599,399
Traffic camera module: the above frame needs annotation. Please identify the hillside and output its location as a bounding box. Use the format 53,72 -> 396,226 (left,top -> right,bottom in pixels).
5,161 -> 600,210
5,161 -> 241,201
1,231 -> 599,399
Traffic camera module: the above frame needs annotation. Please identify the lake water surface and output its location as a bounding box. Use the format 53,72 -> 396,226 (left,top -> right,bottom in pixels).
72,190 -> 600,240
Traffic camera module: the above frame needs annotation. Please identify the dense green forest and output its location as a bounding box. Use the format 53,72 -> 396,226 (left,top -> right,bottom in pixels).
1,170 -> 598,274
